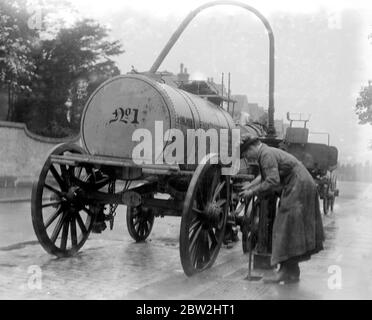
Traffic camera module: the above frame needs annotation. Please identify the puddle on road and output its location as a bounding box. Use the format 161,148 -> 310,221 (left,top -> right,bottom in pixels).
0,263 -> 17,268
153,236 -> 178,248
0,240 -> 40,252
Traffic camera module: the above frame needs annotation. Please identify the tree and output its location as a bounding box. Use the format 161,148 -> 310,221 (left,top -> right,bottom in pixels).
63,19 -> 123,131
354,30 -> 372,150
14,16 -> 123,137
0,0 -> 38,120
1,0 -> 123,137
355,80 -> 372,125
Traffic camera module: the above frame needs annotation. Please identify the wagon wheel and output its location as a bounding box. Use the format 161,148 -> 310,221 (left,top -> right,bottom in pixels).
31,143 -> 98,257
179,160 -> 229,276
241,196 -> 260,254
126,205 -> 155,242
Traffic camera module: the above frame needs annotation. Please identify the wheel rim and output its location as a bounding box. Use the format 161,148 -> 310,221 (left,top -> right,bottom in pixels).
180,163 -> 229,276
31,144 -> 96,257
127,206 -> 155,242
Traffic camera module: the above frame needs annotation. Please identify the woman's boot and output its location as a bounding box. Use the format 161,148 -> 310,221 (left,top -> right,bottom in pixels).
288,263 -> 300,282
263,262 -> 292,284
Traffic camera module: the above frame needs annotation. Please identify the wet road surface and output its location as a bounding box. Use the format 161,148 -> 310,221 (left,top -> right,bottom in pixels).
0,181 -> 371,299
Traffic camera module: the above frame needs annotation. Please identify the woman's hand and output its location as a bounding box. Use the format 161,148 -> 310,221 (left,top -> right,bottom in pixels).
239,189 -> 254,199
235,181 -> 251,191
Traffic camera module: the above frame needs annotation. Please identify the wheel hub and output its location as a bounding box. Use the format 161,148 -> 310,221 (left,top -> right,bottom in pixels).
205,201 -> 223,227
66,186 -> 80,202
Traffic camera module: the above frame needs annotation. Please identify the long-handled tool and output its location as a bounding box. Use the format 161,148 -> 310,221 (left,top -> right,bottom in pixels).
244,196 -> 262,281
245,243 -> 262,281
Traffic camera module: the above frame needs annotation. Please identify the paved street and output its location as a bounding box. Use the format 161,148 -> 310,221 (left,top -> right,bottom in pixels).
0,181 -> 371,299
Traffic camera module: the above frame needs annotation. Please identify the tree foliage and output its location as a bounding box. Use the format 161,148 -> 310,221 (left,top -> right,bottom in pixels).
354,33 -> 372,149
1,0 -> 124,137
355,81 -> 372,126
0,0 -> 37,91
18,18 -> 123,137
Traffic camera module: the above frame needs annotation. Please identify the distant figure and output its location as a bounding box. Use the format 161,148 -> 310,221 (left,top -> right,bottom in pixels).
239,112 -> 251,126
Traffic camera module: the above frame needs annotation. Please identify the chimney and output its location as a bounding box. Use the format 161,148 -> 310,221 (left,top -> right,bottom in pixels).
178,64 -> 189,83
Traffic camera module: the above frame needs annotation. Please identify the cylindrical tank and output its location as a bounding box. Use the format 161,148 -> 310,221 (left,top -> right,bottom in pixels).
81,74 -> 235,164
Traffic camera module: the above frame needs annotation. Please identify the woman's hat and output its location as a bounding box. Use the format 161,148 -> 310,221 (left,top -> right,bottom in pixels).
239,125 -> 259,153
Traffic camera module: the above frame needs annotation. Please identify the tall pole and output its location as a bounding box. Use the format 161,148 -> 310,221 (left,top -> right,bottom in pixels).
221,72 -> 224,100
227,72 -> 231,113
149,0 -> 276,137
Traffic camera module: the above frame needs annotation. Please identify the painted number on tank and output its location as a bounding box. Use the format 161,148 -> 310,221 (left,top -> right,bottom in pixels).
109,107 -> 139,124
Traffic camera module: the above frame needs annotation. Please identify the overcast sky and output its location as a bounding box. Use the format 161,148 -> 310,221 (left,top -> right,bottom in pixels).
68,0 -> 372,164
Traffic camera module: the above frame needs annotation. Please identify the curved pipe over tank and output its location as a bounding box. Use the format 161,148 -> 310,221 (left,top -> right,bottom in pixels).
149,0 -> 276,137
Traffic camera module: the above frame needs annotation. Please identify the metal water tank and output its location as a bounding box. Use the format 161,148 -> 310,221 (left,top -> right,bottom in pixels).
81,74 -> 235,164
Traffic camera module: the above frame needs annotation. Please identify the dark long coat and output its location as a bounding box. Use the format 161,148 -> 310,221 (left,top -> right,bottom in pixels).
250,143 -> 324,266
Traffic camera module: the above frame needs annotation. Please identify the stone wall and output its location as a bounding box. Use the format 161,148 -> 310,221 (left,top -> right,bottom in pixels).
0,121 -> 79,186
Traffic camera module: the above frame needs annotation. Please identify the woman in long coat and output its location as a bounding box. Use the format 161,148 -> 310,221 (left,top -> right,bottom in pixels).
239,135 -> 324,283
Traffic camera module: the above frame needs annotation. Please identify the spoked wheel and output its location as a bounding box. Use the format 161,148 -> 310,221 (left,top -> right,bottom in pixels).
31,143 -> 97,257
180,161 -> 229,276
241,196 -> 260,254
126,205 -> 155,242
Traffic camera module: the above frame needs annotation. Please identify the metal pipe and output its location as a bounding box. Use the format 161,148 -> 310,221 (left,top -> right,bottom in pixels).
149,0 -> 275,136
221,72 -> 224,101
227,72 -> 231,113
